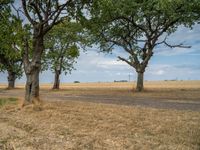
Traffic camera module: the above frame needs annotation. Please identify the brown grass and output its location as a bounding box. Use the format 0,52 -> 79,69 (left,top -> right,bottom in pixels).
0,99 -> 200,150
0,81 -> 200,149
1,80 -> 200,101
46,81 -> 200,101
1,80 -> 199,89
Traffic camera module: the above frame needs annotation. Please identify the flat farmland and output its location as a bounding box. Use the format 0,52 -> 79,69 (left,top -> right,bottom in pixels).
0,80 -> 200,110
0,81 -> 200,149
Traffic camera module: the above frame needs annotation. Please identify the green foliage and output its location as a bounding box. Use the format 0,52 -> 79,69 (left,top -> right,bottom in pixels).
87,0 -> 200,69
89,0 -> 199,45
44,21 -> 86,75
0,0 -> 13,6
84,0 -> 200,91
0,1 -> 23,79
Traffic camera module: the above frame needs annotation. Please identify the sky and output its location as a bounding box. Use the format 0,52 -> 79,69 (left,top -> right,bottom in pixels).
0,3 -> 200,83
1,24 -> 200,83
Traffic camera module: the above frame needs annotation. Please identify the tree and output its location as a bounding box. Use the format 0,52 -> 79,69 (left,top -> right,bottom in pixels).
44,21 -> 81,89
0,0 -> 23,89
88,0 -> 200,91
0,55 -> 23,89
19,0 -> 89,105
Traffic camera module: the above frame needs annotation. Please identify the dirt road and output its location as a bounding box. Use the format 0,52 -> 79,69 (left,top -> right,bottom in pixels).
0,88 -> 200,111
52,95 -> 200,111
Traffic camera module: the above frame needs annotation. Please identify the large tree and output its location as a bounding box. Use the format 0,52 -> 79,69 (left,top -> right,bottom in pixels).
0,0 -> 23,89
19,0 -> 89,105
88,0 -> 200,91
44,21 -> 82,89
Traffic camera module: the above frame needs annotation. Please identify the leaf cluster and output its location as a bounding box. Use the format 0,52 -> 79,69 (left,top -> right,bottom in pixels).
0,1 -> 23,78
86,0 -> 200,71
43,20 -> 84,75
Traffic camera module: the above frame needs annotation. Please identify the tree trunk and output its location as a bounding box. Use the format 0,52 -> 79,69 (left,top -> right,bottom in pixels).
136,72 -> 144,92
52,69 -> 60,89
25,67 -> 40,103
7,70 -> 16,89
23,33 -> 43,106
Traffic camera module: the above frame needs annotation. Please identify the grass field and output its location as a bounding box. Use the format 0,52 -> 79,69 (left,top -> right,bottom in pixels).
0,81 -> 200,149
1,80 -> 200,101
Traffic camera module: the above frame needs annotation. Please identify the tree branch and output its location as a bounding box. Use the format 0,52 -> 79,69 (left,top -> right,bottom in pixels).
21,0 -> 35,25
157,18 -> 180,38
156,36 -> 191,48
11,3 -> 20,19
110,15 -> 148,35
118,56 -> 138,69
29,1 -> 43,22
164,41 -> 191,48
22,37 -> 30,66
118,56 -> 134,67
43,0 -> 72,34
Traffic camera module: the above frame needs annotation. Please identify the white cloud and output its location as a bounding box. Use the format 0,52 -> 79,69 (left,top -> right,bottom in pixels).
62,50 -> 134,82
155,24 -> 200,56
155,46 -> 199,56
154,70 -> 165,75
97,60 -> 127,69
145,63 -> 200,80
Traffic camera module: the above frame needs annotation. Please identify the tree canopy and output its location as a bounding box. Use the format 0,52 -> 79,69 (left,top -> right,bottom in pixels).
0,0 -> 23,88
44,21 -> 84,89
19,0 -> 91,104
86,0 -> 200,91
44,21 -> 85,75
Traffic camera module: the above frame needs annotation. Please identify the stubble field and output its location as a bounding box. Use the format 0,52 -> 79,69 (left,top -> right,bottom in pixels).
0,80 -> 200,150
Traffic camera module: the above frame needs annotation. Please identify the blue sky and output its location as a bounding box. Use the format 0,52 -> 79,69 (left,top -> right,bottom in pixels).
0,23 -> 200,83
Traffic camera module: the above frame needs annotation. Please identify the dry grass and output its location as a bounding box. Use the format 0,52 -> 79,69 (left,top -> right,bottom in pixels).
1,80 -> 199,101
1,80 -> 199,89
0,81 -> 200,149
45,81 -> 200,101
0,99 -> 200,150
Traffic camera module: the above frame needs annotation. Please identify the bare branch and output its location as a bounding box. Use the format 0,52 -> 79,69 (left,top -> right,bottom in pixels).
155,36 -> 167,46
163,41 -> 191,48
43,0 -> 72,34
118,56 -> 139,69
118,56 -> 135,67
29,1 -> 43,22
21,0 -> 35,25
38,1 -> 46,14
11,3 -> 20,18
156,36 -> 191,48
43,0 -> 51,22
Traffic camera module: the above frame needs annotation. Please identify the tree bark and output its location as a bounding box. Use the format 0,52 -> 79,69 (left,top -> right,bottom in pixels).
7,70 -> 16,89
25,67 -> 40,103
23,33 -> 43,106
136,71 -> 144,92
52,69 -> 60,89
